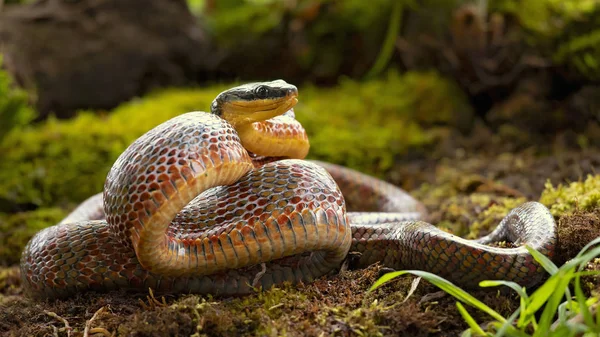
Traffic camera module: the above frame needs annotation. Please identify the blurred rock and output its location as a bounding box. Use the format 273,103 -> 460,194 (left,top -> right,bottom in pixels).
0,0 -> 213,119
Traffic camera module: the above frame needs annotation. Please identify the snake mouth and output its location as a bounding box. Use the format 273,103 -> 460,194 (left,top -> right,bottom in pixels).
220,93 -> 299,126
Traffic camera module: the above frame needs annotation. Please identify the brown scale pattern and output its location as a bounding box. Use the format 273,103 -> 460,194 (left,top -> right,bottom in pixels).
20,161 -> 350,299
351,202 -> 556,286
20,110 -> 558,300
170,162 -> 343,240
103,112 -> 251,250
21,112 -> 351,298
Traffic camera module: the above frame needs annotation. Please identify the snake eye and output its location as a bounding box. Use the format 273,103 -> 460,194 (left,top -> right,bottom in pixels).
210,100 -> 220,115
254,85 -> 269,99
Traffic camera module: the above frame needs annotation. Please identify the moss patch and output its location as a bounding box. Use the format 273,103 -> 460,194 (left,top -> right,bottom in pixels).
413,164 -> 527,237
537,175 -> 600,265
300,71 -> 472,175
539,174 -> 600,217
0,266 -> 20,297
0,55 -> 36,141
0,86 -> 227,211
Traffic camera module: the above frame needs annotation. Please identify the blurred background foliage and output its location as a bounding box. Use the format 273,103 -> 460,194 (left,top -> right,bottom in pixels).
0,56 -> 36,141
1,0 -> 600,263
193,0 -> 600,81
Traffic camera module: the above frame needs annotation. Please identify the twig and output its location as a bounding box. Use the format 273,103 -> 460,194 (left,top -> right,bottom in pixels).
83,306 -> 108,337
252,263 -> 267,288
44,310 -> 72,337
88,327 -> 113,337
418,290 -> 447,305
403,277 -> 421,303
139,288 -> 167,310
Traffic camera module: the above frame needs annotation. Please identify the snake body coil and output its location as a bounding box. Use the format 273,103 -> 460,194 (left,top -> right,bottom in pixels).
20,81 -> 557,299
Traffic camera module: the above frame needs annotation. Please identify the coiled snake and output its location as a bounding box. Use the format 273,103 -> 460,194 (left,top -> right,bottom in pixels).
20,80 -> 557,299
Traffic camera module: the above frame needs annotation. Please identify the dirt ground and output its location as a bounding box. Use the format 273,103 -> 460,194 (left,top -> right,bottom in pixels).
2,145 -> 600,337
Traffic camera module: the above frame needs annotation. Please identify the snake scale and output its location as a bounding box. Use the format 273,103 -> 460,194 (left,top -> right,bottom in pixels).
20,80 -> 557,299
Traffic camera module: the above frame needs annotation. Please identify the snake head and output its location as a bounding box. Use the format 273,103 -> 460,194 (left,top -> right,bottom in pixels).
211,80 -> 298,126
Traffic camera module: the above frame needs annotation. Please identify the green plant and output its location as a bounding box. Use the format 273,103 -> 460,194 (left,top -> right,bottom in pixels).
364,0 -> 409,79
206,0 -> 288,46
370,238 -> 600,336
492,0 -> 600,80
186,0 -> 206,16
492,0 -> 598,38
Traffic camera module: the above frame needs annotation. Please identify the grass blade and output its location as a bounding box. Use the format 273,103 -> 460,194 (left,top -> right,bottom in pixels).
526,244 -> 558,275
479,280 -> 534,329
457,302 -> 488,336
574,273 -> 596,329
563,246 -> 600,271
525,271 -> 564,316
370,270 -> 505,322
479,280 -> 528,300
493,307 -> 526,337
534,271 -> 574,337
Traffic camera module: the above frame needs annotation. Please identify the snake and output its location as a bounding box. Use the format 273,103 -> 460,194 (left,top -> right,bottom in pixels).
20,80 -> 557,300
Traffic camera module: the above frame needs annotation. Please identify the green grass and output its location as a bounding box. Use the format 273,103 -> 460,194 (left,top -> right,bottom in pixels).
370,238 -> 600,336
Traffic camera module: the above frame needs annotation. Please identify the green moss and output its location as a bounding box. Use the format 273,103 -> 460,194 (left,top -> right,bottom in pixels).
0,55 -> 36,140
317,300 -> 393,336
467,197 -> 528,239
413,164 -> 529,237
208,1 -> 294,45
539,175 -> 600,216
0,266 -> 20,295
299,70 -> 471,175
0,86 -> 227,209
0,207 -> 66,265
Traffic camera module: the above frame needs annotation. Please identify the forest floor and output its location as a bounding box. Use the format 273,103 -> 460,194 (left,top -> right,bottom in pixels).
2,143 -> 600,337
